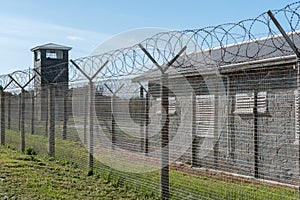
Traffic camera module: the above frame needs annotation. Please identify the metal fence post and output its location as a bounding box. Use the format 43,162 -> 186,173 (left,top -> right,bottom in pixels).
191,92 -> 196,166
253,89 -> 259,178
111,93 -> 115,149
7,94 -> 11,130
20,90 -> 25,152
138,84 -> 150,155
63,90 -> 68,140
1,88 -> 5,145
18,94 -> 21,131
161,74 -> 170,199
138,44 -> 186,199
214,82 -> 219,170
145,89 -> 149,155
31,92 -> 35,135
34,67 -> 66,153
88,80 -> 94,169
104,83 -> 124,150
48,85 -> 55,157
45,86 -> 49,137
0,81 -> 13,145
227,76 -> 235,161
70,59 -> 108,171
140,86 -> 144,152
8,74 -> 35,152
84,92 -> 88,145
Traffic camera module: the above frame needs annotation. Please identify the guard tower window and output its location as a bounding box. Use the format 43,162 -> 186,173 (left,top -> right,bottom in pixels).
46,50 -> 63,59
34,51 -> 41,61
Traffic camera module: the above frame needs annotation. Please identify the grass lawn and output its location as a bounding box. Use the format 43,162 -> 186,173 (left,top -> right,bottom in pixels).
1,129 -> 300,199
0,145 -> 159,200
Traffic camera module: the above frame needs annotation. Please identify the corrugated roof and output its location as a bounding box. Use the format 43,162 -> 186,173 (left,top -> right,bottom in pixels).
31,43 -> 72,51
132,31 -> 300,82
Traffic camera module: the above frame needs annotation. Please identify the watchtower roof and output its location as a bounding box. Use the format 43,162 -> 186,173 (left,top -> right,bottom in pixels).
31,43 -> 72,51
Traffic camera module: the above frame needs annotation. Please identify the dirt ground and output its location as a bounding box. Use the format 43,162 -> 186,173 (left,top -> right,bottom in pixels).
170,162 -> 298,190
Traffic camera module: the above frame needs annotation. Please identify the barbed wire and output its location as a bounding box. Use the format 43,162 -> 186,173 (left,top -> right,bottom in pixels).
70,1 -> 300,80
1,3 -> 300,199
1,1 -> 300,91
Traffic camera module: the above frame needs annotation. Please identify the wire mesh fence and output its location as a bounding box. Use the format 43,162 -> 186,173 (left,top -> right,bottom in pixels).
2,2 -> 300,199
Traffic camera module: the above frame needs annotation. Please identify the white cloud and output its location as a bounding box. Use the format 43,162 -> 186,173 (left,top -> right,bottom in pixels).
90,27 -> 168,55
66,35 -> 83,41
0,14 -> 109,74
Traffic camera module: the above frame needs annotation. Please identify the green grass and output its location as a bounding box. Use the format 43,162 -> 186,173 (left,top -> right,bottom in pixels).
169,170 -> 299,199
2,129 -> 300,199
0,145 -> 158,200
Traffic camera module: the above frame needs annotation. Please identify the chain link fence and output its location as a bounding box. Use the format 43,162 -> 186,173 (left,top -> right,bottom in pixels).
1,2 -> 300,199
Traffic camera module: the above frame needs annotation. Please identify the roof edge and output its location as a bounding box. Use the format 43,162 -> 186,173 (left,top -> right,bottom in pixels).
31,43 -> 72,51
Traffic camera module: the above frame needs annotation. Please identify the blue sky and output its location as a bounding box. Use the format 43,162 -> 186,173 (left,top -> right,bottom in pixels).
0,0 -> 296,74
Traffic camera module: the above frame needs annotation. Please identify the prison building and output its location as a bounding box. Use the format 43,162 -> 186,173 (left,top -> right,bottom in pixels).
132,32 -> 300,185
31,43 -> 71,121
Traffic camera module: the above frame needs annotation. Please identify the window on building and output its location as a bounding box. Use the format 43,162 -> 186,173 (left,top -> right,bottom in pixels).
46,50 -> 63,59
195,94 -> 215,137
234,91 -> 267,114
155,96 -> 176,115
169,97 -> 176,114
34,51 -> 41,61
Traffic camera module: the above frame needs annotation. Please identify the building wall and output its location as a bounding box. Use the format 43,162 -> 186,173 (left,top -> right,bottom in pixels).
147,64 -> 299,184
227,66 -> 298,183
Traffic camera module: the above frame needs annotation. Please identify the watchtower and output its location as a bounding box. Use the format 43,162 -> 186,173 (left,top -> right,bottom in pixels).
31,43 -> 71,120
